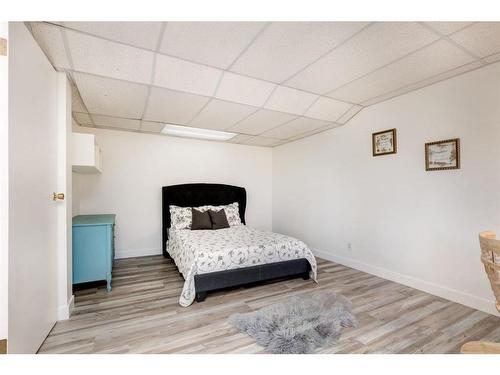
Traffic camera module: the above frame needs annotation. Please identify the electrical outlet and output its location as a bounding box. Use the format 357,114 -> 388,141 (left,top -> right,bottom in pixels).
347,242 -> 352,251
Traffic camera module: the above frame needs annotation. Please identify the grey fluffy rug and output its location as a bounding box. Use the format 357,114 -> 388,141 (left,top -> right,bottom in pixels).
229,291 -> 356,354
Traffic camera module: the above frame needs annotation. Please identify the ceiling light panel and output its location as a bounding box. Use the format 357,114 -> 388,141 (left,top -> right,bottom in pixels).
29,22 -> 71,70
143,87 -> 210,124
285,22 -> 439,94
215,72 -> 276,107
229,108 -> 296,135
154,54 -> 223,96
264,86 -> 318,115
66,30 -> 155,84
424,22 -> 473,35
190,99 -> 257,130
304,97 -> 353,122
162,124 -> 236,141
328,40 -> 475,104
230,22 -> 368,83
92,114 -> 141,130
261,117 -> 330,140
160,22 -> 266,69
74,73 -> 149,118
450,22 -> 500,58
140,121 -> 165,133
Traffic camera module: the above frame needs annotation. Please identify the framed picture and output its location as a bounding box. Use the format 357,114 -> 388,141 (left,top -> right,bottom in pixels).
425,138 -> 460,171
372,128 -> 397,156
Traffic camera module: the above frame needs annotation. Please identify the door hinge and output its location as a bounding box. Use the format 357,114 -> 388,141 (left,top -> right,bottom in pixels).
0,38 -> 6,56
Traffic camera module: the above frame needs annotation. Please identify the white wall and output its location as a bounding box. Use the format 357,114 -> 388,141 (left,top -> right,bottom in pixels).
273,62 -> 500,315
0,21 -> 9,342
74,128 -> 273,259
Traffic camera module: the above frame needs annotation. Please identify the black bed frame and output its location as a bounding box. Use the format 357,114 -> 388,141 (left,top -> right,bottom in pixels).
162,183 -> 311,303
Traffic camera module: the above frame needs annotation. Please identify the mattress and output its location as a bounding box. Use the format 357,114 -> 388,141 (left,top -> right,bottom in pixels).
167,226 -> 318,307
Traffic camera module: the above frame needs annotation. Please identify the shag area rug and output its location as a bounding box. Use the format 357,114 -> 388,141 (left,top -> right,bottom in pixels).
229,291 -> 356,354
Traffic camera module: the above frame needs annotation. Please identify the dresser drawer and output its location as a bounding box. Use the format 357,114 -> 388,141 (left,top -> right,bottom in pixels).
73,225 -> 109,283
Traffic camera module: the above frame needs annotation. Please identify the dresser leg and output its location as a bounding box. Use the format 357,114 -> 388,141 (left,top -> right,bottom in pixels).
106,280 -> 112,292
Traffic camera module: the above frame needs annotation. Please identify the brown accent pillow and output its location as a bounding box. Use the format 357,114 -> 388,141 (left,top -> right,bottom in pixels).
209,209 -> 230,230
191,208 -> 212,230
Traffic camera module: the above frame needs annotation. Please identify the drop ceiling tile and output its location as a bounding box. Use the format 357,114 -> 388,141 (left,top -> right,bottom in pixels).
140,121 -> 165,133
190,99 -> 257,130
228,109 -> 296,135
328,40 -> 475,104
154,54 -> 223,96
451,22 -> 500,57
92,114 -> 140,130
231,22 -> 368,83
29,22 -> 70,69
227,134 -> 254,144
143,87 -> 210,125
304,97 -> 353,122
261,117 -> 330,140
215,72 -> 276,107
62,22 -> 164,50
336,104 -> 363,124
424,22 -> 473,35
361,60 -> 484,106
484,51 -> 500,63
242,136 -> 282,147
271,140 -> 288,147
71,83 -> 87,113
264,86 -> 318,115
285,22 -> 440,94
73,112 -> 93,126
66,30 -> 155,84
74,73 -> 149,118
160,22 -> 266,69
289,123 -> 339,141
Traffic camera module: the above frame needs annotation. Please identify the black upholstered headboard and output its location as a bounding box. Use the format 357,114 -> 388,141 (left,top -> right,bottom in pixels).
162,183 -> 247,257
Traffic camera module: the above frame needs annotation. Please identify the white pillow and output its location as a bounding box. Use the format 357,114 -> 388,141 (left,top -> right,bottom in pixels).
169,205 -> 192,230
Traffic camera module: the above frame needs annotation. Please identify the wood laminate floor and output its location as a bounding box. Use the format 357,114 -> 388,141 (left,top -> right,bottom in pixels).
39,256 -> 500,354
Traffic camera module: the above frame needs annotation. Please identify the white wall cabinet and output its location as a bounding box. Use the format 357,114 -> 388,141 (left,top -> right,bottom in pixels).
72,133 -> 102,173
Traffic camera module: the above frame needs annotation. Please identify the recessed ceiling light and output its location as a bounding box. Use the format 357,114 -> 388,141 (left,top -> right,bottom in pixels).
161,124 -> 237,141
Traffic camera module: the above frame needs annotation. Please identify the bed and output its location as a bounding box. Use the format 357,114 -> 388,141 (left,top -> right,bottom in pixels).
162,183 -> 317,307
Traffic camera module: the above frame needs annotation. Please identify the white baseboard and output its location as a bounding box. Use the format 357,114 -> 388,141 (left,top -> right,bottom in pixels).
115,248 -> 162,259
313,248 -> 499,317
57,294 -> 74,320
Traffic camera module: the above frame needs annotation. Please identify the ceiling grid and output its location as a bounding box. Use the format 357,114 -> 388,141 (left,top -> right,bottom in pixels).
27,21 -> 500,147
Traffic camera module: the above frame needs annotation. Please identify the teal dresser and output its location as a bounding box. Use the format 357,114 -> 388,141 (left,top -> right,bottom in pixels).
72,214 -> 116,292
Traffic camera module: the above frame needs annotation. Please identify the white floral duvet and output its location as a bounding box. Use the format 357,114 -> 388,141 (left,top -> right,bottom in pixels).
167,226 -> 318,307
